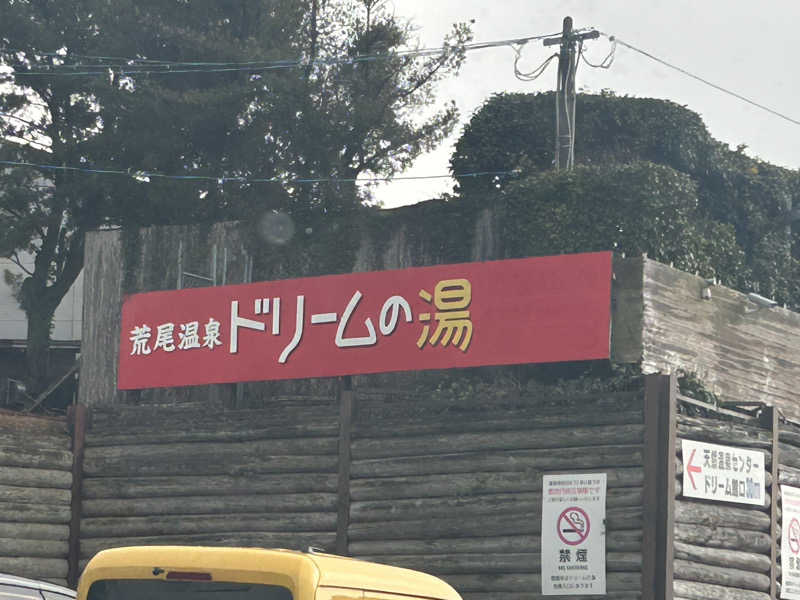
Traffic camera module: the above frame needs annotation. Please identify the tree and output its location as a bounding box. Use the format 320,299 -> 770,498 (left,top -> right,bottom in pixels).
451,91 -> 799,307
0,0 -> 471,398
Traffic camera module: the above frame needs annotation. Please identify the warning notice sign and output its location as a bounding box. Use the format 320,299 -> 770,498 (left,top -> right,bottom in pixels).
681,440 -> 765,506
542,473 -> 606,596
781,485 -> 800,599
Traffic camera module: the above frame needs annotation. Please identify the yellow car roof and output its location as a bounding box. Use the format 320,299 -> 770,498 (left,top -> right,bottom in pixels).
78,547 -> 460,600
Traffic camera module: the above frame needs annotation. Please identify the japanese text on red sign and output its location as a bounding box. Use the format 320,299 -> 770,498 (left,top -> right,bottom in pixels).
128,278 -> 473,362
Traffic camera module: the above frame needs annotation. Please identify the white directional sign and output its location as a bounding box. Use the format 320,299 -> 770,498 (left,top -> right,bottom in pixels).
681,439 -> 765,506
541,473 -> 606,596
781,485 -> 800,599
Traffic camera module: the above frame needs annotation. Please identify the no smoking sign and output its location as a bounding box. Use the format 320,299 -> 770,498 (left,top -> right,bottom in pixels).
542,473 -> 607,596
557,507 -> 591,546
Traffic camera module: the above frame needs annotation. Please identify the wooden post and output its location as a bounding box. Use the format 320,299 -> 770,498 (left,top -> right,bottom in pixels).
67,404 -> 88,588
543,18 -> 599,170
643,373 -> 677,600
769,406 -> 780,600
335,376 -> 353,556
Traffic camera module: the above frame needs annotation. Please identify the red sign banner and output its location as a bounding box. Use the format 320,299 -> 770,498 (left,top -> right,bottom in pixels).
118,252 -> 612,389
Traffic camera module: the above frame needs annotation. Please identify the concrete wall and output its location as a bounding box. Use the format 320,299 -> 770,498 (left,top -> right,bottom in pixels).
0,254 -> 82,343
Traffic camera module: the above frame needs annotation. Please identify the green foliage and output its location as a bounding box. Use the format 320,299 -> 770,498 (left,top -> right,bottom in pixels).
678,371 -> 720,406
0,0 -> 471,392
499,162 -> 747,282
417,362 -> 642,407
452,91 -> 799,308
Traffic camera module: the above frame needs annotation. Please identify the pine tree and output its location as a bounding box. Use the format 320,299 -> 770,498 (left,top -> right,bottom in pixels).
0,0 -> 470,398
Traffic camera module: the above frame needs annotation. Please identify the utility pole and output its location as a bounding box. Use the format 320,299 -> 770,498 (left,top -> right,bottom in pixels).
544,17 -> 599,170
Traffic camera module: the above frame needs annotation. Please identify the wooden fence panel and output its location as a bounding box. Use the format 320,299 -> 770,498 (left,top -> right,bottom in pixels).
348,387 -> 646,600
79,393 -> 340,564
672,398 -> 773,600
0,410 -> 72,585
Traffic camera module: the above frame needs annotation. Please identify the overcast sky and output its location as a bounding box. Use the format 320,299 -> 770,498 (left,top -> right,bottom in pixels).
373,0 -> 800,208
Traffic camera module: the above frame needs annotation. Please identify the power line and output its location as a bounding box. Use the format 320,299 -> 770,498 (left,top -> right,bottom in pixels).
579,36 -> 615,69
3,33 -> 561,78
0,159 -> 515,185
513,49 -> 558,82
604,33 -> 800,127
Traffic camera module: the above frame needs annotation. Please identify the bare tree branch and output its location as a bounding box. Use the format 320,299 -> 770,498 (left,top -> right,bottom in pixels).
10,251 -> 33,276
1,111 -> 46,132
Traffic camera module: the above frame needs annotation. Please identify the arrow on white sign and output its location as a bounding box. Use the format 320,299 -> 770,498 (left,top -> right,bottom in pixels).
686,448 -> 702,490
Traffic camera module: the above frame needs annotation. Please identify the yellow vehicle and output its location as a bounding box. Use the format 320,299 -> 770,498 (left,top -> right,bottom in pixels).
77,547 -> 461,600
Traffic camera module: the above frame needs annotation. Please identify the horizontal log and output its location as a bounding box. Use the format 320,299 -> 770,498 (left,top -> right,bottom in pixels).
676,415 -> 773,449
0,522 -> 69,540
440,573 -> 541,594
0,445 -> 73,470
354,552 -> 640,574
355,386 -> 642,404
0,538 -> 69,558
89,404 -> 338,436
80,531 -> 337,560
674,523 -> 771,553
441,571 -> 641,593
83,492 -> 338,517
351,468 -> 644,502
81,512 -> 337,538
675,501 -> 771,531
354,410 -> 645,439
779,425 -> 800,447
82,472 -> 338,499
779,443 -> 800,469
0,557 -> 68,579
673,541 -> 771,573
0,410 -> 68,436
349,514 -> 529,542
0,501 -> 71,524
84,436 -> 337,474
84,452 -> 338,477
351,445 -> 643,479
0,433 -> 71,452
354,390 -> 643,427
673,580 -> 770,600
779,464 -> 800,487
674,558 -> 770,591
351,493 -> 542,523
87,422 -> 340,447
360,553 -> 538,575
349,530 -> 642,556
0,466 -> 72,489
351,488 -> 641,523
348,506 -> 642,541
0,484 -> 71,506
352,425 -> 645,460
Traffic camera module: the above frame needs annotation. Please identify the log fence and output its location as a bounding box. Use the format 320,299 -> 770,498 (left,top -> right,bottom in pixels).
0,409 -> 73,586
672,394 -> 781,600
0,374 -> 797,600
